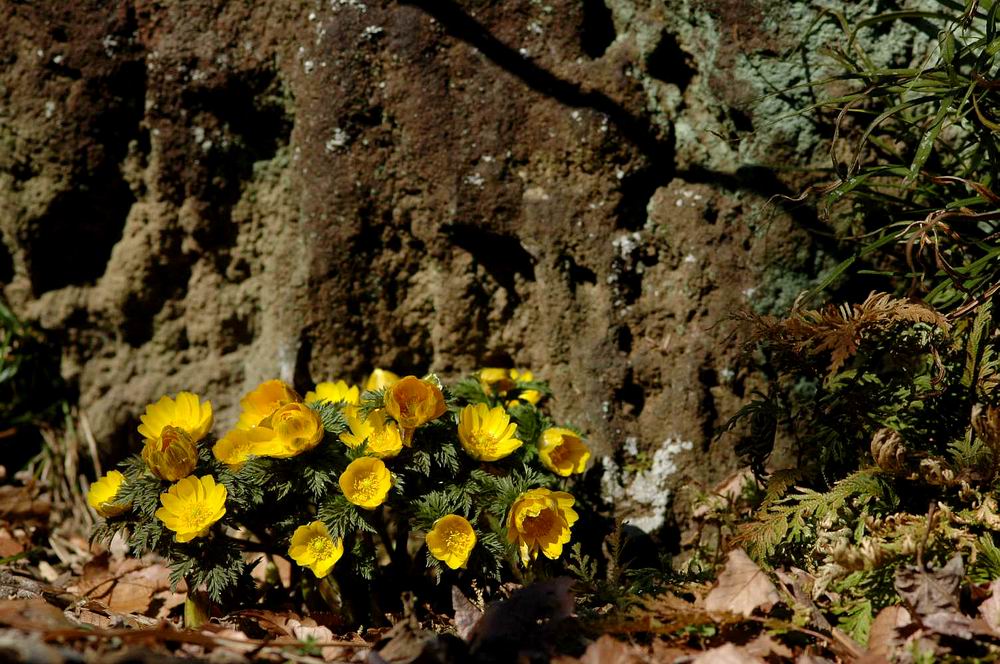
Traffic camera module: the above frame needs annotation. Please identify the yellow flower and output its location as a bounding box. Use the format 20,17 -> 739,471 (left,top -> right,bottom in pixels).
426,514 -> 476,570
457,403 -> 522,461
155,475 -> 227,543
340,407 -> 404,458
288,521 -> 344,578
479,368 -> 515,395
142,425 -> 198,481
506,488 -> 578,564
237,379 -> 301,430
339,457 -> 392,509
260,402 -> 325,458
365,368 -> 400,392
138,391 -> 214,443
384,376 -> 446,443
305,380 -> 360,406
508,369 -> 542,406
212,427 -> 280,469
87,470 -> 130,517
538,428 -> 590,477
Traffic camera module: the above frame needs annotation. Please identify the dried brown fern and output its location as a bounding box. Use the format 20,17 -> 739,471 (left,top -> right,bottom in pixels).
742,292 -> 950,375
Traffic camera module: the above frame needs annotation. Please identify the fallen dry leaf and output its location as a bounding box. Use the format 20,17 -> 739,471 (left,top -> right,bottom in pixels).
704,549 -> 780,617
980,579 -> 1000,632
866,605 -> 912,661
552,634 -> 646,664
451,586 -> 483,641
70,553 -> 183,616
895,554 -> 963,618
691,642 -> 764,663
0,482 -> 50,521
894,554 -> 983,638
745,632 -> 793,659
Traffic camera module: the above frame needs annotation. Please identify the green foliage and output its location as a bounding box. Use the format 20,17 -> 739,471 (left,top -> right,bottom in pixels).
790,1 -> 1000,314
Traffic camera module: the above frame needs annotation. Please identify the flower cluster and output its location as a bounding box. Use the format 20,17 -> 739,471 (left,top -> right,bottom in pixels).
88,367 -> 591,606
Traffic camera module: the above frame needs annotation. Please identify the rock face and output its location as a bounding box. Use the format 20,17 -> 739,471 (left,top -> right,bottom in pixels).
0,0 -> 838,531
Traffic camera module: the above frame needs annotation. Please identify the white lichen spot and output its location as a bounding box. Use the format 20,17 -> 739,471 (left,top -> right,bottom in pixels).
615,169 -> 625,180
623,436 -> 639,457
102,35 -> 119,57
308,11 -> 317,21
602,437 -> 695,533
464,172 -> 485,188
742,287 -> 757,299
52,54 -> 64,65
570,109 -> 582,122
481,154 -> 494,163
684,253 -> 697,264
612,231 -> 642,260
518,47 -> 530,57
527,20 -> 544,35
43,100 -> 56,119
331,0 -> 367,12
361,25 -> 383,39
325,127 -> 349,152
719,368 -> 735,381
303,59 -> 316,74
675,199 -> 684,207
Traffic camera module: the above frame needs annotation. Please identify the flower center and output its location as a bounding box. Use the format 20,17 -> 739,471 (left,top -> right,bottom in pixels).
308,535 -> 336,559
471,431 -> 499,455
549,443 -> 572,466
445,529 -> 471,550
181,503 -> 212,530
353,474 -> 380,500
521,509 -> 556,538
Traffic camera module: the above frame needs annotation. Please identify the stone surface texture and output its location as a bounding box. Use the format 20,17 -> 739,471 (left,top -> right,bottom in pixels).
0,0 -> 926,530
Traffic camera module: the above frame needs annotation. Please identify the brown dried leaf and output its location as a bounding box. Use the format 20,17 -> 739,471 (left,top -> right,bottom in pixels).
451,586 -> 483,641
704,549 -> 780,617
744,633 -> 793,659
866,605 -> 912,660
70,553 -> 181,616
691,643 -> 764,663
0,482 -> 49,521
0,599 -> 74,630
895,554 -> 962,618
980,579 -> 1000,632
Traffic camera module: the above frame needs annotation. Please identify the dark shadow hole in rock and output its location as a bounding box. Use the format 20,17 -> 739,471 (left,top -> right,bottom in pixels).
0,237 -> 13,284
615,370 -> 645,417
614,324 -> 633,353
646,31 -> 696,91
730,107 -> 754,134
294,333 -> 314,395
614,167 -> 662,231
28,57 -> 146,295
27,184 -> 135,295
448,225 -> 535,298
581,0 -> 616,59
698,364 -> 719,450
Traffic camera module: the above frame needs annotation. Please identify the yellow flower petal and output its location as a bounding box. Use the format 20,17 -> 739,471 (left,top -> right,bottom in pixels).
155,475 -> 227,543
457,403 -> 522,462
339,457 -> 392,509
505,488 -> 577,564
538,428 -> 591,477
87,470 -> 130,517
288,521 -> 344,577
426,514 -> 476,570
137,391 -> 214,443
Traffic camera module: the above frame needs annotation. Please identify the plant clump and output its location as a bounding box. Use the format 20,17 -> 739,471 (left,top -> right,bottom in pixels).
88,368 -> 592,620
